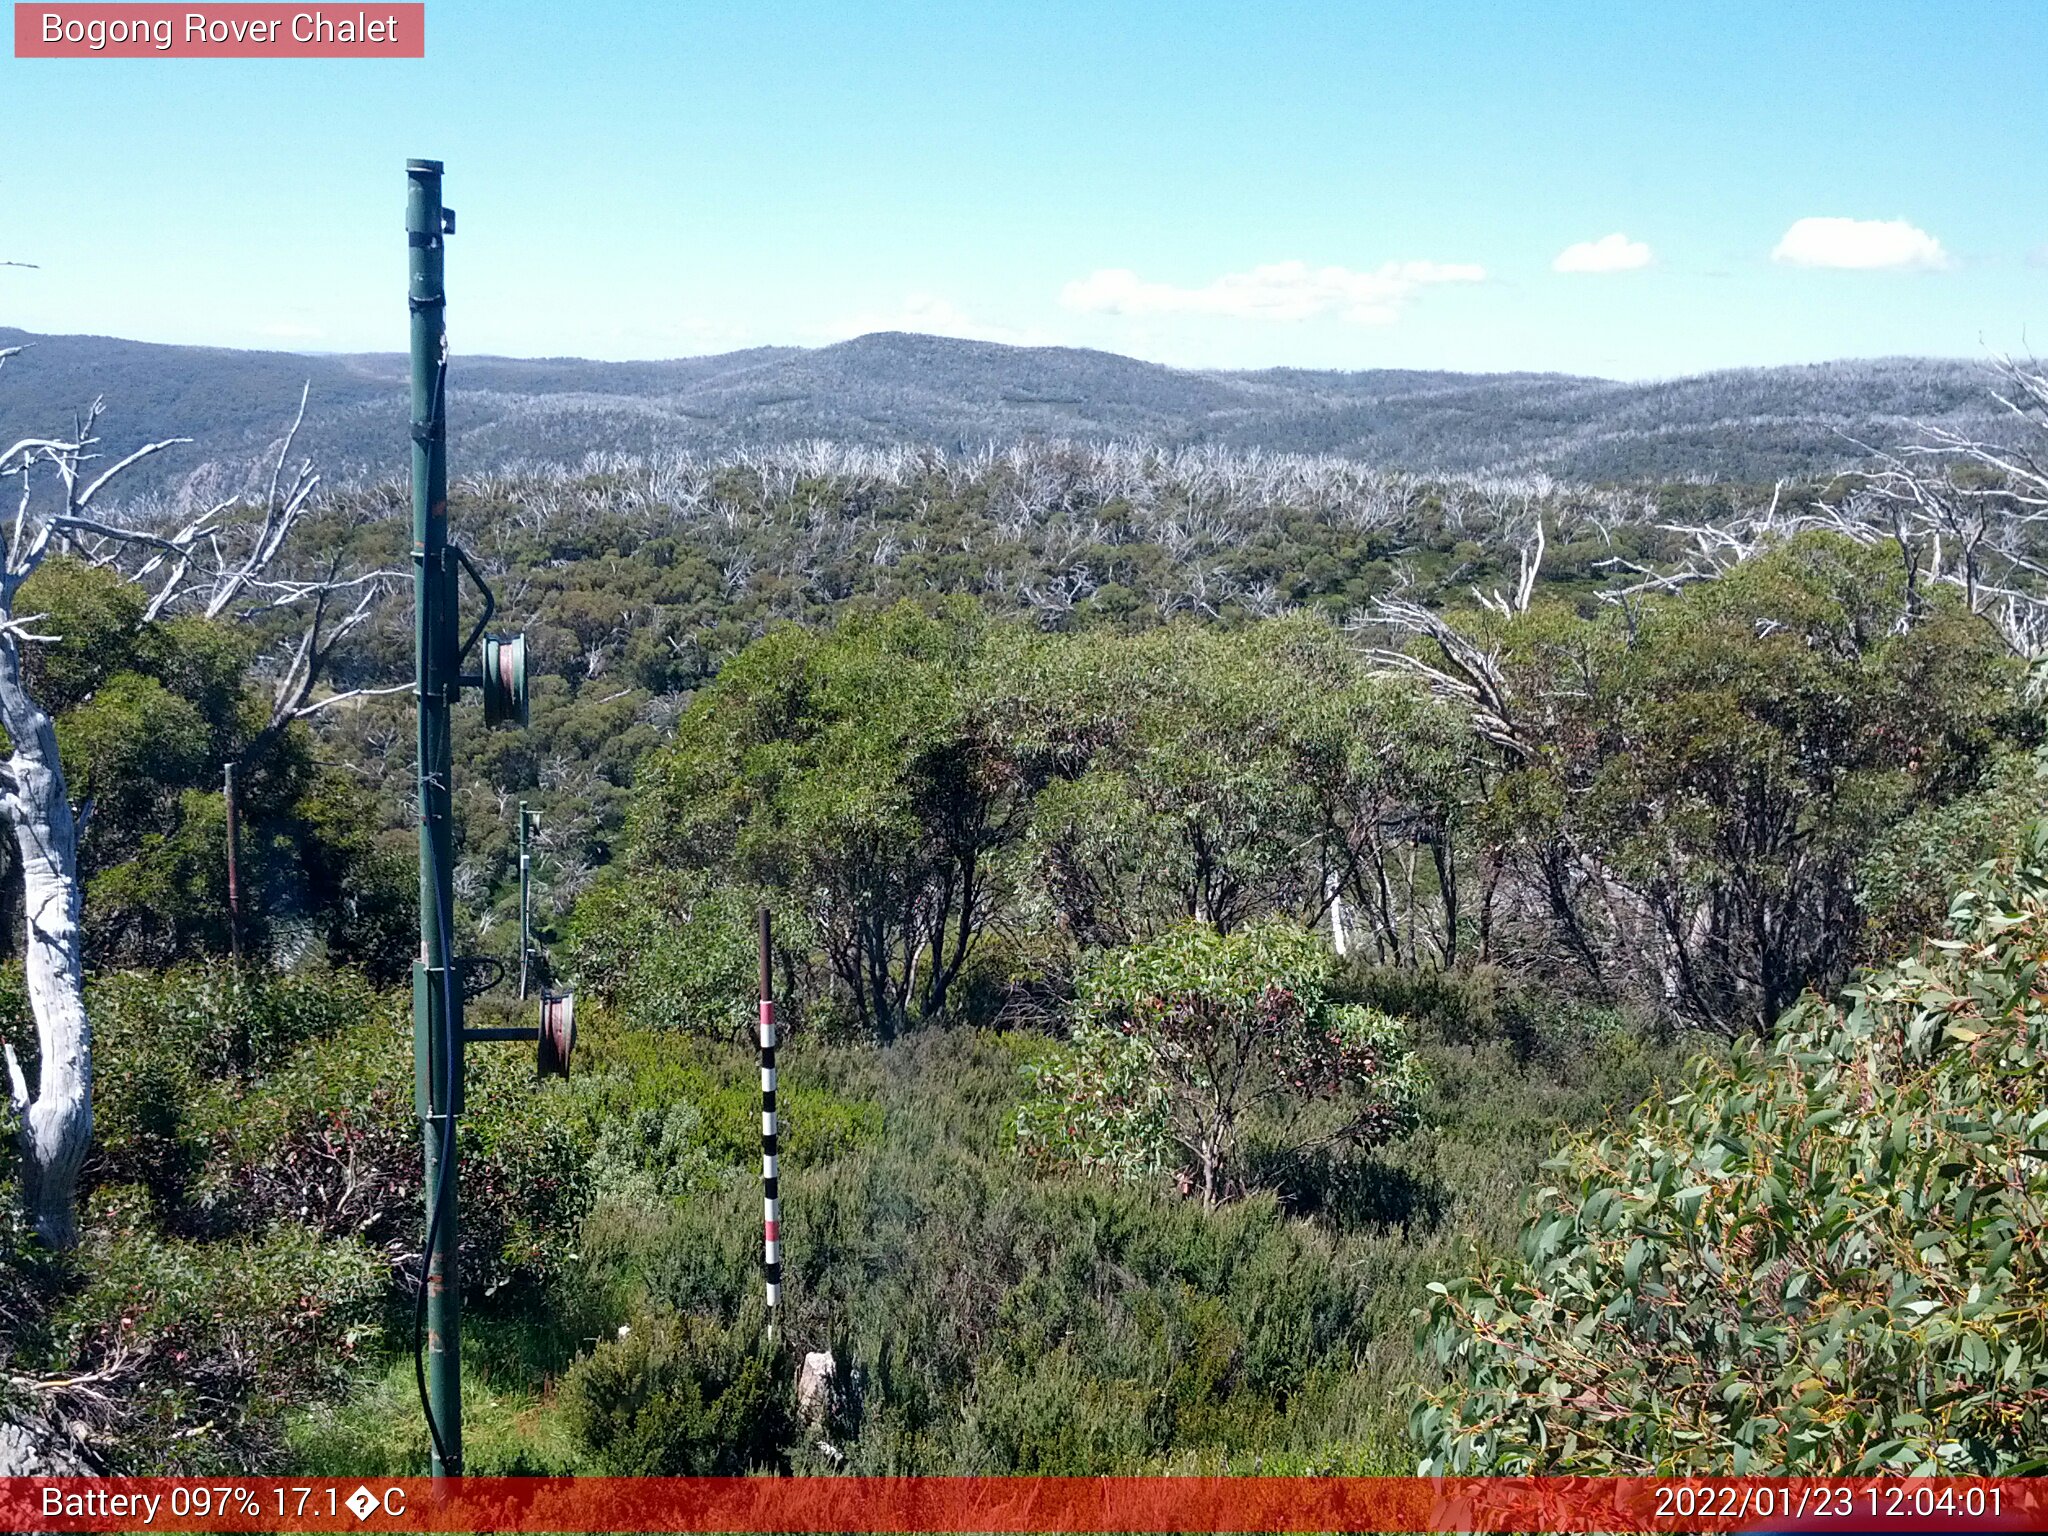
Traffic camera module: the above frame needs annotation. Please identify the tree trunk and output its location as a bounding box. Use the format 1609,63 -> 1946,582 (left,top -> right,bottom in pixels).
1432,827 -> 1459,968
0,633 -> 90,1249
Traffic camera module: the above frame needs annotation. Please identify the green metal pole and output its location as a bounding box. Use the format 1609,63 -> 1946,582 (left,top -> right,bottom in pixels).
518,802 -> 531,1001
407,156 -> 462,1480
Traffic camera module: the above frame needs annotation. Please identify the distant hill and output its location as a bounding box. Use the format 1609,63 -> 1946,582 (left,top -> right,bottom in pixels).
0,326 -> 2018,495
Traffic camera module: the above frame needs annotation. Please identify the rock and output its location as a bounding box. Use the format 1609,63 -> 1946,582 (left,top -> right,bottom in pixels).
795,1349 -> 836,1429
0,1413 -> 95,1475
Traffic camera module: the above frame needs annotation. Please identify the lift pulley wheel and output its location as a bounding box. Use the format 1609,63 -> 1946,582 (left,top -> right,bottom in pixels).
481,633 -> 528,729
538,990 -> 575,1079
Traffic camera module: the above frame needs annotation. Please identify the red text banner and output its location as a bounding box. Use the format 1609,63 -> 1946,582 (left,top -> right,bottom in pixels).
14,4 -> 423,57
3,1476 -> 2046,1533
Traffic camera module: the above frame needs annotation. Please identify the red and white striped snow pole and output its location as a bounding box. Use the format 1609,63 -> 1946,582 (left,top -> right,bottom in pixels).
759,907 -> 780,1334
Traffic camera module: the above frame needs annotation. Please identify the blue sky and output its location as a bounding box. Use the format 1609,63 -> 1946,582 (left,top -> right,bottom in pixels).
3,0 -> 2044,377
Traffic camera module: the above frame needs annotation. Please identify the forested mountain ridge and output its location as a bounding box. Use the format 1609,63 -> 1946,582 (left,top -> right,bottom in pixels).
0,325 -> 2017,489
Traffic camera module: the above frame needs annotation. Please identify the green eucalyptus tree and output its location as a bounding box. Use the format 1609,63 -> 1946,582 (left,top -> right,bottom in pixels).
635,600 -> 1049,1040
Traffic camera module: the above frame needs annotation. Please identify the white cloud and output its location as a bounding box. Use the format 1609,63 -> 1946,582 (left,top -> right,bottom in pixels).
1552,233 -> 1653,274
1771,217 -> 1950,270
1059,259 -> 1485,325
259,321 -> 325,340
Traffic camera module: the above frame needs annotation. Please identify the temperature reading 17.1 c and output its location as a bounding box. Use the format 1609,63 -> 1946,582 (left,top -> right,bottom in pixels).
275,1485 -> 408,1521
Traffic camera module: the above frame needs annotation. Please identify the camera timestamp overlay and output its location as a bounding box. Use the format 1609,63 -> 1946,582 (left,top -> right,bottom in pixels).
13,3 -> 422,57
6,1477 -> 2045,1532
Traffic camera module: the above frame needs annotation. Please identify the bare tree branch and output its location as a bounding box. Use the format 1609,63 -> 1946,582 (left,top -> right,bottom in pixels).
293,681 -> 416,717
1357,592 -> 1530,759
74,438 -> 191,512
0,374 -> 395,1246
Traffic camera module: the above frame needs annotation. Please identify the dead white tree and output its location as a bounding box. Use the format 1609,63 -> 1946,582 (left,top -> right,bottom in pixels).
1824,362 -> 2048,657
67,384 -> 410,752
1356,587 -> 1529,761
1588,360 -> 2048,657
1589,480 -> 1792,602
0,359 -> 186,1247
1019,564 -> 1097,628
1473,514 -> 1545,618
0,357 -> 399,1246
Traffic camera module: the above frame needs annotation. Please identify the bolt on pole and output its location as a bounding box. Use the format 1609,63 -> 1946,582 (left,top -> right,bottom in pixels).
408,155 -> 463,1480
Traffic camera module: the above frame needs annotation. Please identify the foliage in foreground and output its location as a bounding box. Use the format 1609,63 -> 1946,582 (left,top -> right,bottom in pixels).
1414,830 -> 2048,1474
0,946 -> 1670,1473
575,1028 -> 1418,1473
0,964 -> 608,1470
522,998 -> 1669,1479
55,1210 -> 385,1473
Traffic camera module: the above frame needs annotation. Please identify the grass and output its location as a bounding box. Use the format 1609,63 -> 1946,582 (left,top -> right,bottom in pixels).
285,1310 -> 589,1476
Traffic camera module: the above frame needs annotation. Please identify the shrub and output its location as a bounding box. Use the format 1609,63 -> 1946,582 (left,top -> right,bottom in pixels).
1014,1020 -> 1174,1187
1346,961 -> 1644,1056
91,964 -> 381,1219
560,1307 -> 792,1474
566,875 -> 760,1040
1857,745 -> 2048,961
579,1026 -> 883,1176
1412,826 -> 2048,1474
1017,922 -> 1423,1205
55,1207 -> 384,1472
586,1100 -> 728,1208
459,1049 -> 602,1292
198,1012 -> 419,1251
94,963 -> 375,1082
133,989 -> 602,1294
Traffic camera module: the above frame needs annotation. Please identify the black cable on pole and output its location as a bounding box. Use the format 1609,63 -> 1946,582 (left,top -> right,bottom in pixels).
413,871 -> 459,1472
411,346 -> 457,1475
